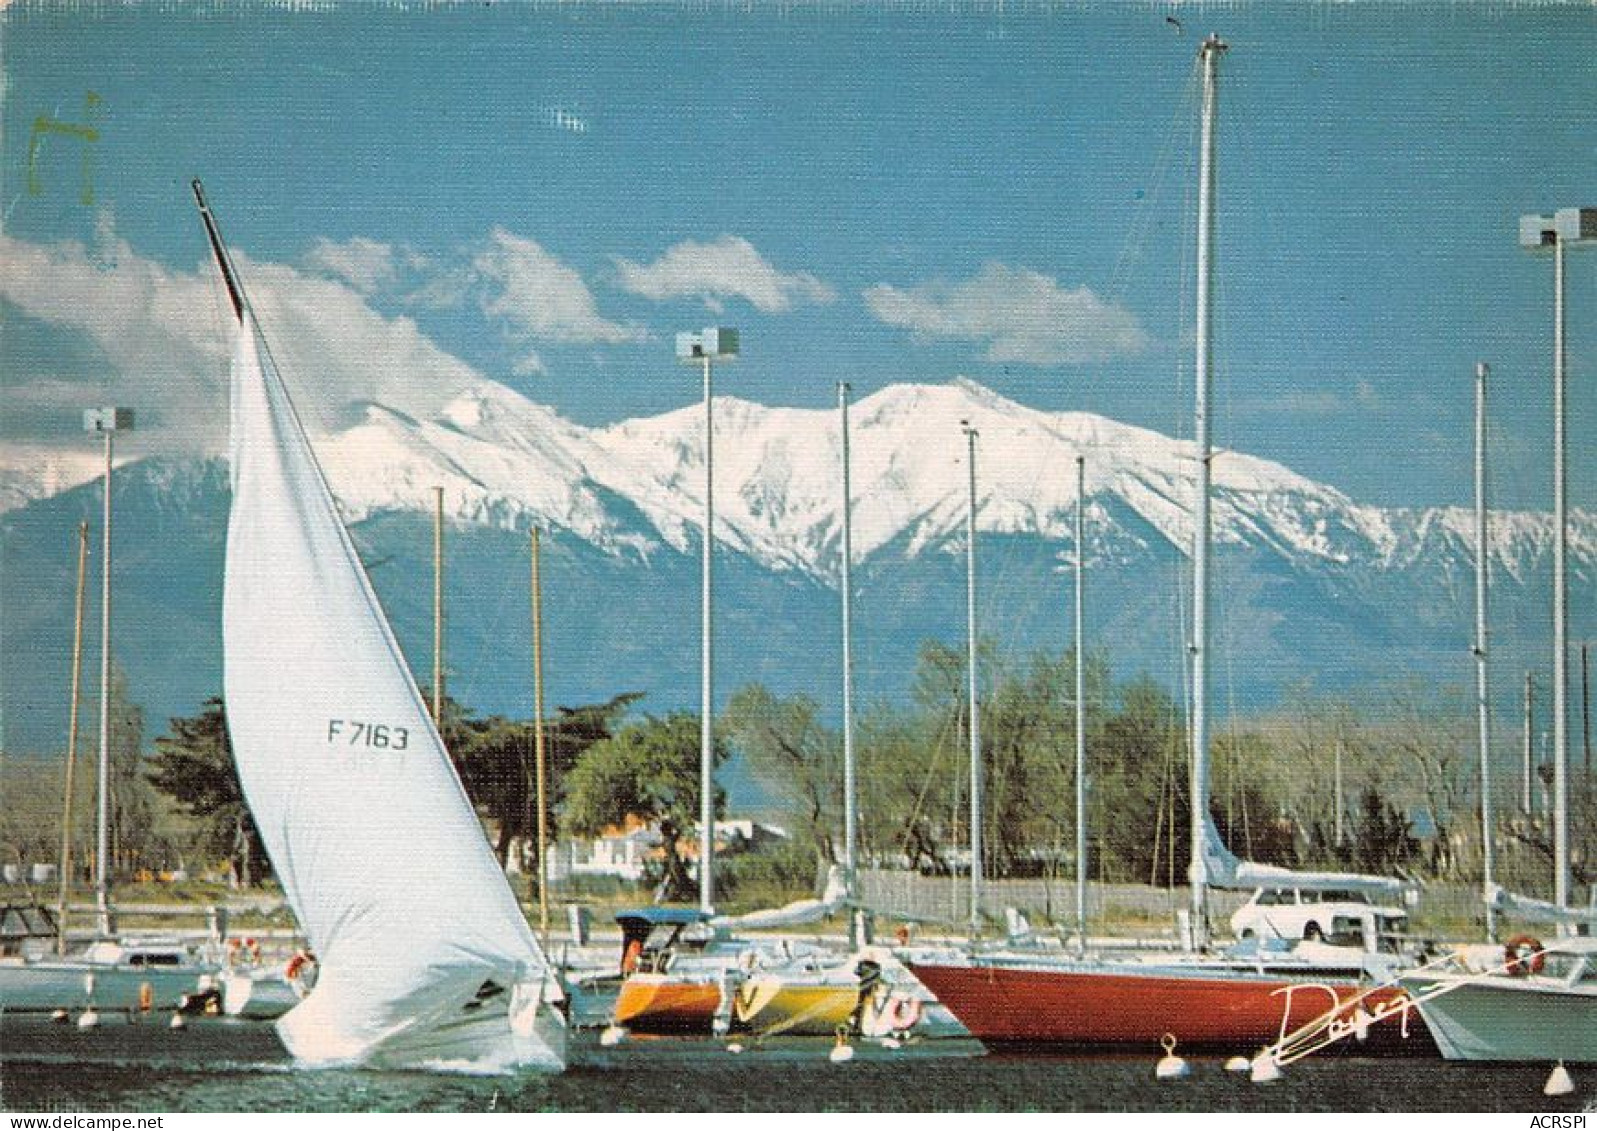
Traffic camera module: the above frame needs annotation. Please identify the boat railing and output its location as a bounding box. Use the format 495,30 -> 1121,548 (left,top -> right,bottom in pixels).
1257,940 -> 1560,1073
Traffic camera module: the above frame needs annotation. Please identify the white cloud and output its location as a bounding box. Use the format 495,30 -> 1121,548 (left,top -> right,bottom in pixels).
472,229 -> 645,373
304,236 -> 398,295
863,262 -> 1146,366
0,229 -> 498,456
612,235 -> 836,313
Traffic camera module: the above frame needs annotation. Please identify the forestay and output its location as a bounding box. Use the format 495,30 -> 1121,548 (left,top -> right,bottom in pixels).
224,324 -> 559,1068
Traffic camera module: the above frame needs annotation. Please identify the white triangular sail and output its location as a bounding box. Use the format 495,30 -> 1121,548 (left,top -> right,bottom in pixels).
224,323 -> 561,1069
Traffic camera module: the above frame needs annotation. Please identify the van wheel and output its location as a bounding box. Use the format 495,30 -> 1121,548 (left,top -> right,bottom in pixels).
1303,923 -> 1323,942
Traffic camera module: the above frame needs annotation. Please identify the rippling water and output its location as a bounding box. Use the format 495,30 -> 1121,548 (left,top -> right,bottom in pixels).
0,1016 -> 1587,1113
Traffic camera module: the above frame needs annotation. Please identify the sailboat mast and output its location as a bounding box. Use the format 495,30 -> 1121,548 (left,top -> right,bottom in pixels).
1523,671 -> 1534,814
1584,644 -> 1591,778
56,522 -> 89,954
432,486 -> 445,724
191,180 -> 245,324
838,383 -> 858,912
1189,33 -> 1226,950
963,421 -> 982,936
1473,361 -> 1496,938
1074,453 -> 1088,953
531,526 -> 550,938
94,422 -> 114,936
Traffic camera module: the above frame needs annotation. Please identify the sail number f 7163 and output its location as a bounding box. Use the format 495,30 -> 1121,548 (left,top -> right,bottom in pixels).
327,718 -> 410,750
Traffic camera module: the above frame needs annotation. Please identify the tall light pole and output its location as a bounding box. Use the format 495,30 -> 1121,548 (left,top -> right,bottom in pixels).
84,405 -> 132,937
1519,206 -> 1594,912
677,326 -> 738,913
962,419 -> 982,936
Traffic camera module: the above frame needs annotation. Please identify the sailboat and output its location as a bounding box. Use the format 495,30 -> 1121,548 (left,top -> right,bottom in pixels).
905,35 -> 1427,1055
701,383 -> 956,1042
602,384 -> 942,1040
0,499 -> 217,1020
1395,224 -> 1597,1065
601,875 -> 855,1036
193,180 -> 565,1071
1394,931 -> 1595,1064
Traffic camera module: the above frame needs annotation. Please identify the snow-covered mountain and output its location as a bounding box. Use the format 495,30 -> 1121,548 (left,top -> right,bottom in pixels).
16,375 -> 1563,581
2,377 -> 1590,756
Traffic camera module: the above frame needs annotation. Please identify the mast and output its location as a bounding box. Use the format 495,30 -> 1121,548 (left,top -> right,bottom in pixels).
1074,453 -> 1088,953
1189,32 -> 1227,950
1522,672 -> 1534,814
1584,643 -> 1591,778
838,383 -> 858,932
191,180 -> 245,324
94,419 -> 113,935
963,420 -> 982,936
432,486 -> 445,725
531,527 -> 549,939
56,522 -> 89,953
1473,361 -> 1496,937
1333,734 -> 1345,847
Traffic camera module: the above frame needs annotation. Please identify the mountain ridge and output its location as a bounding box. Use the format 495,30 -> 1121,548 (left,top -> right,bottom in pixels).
2,377 -> 1590,758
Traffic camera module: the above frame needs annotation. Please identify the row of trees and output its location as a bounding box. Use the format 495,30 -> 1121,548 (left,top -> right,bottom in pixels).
12,643 -> 1590,907
729,644 -> 1593,899
0,665 -> 166,882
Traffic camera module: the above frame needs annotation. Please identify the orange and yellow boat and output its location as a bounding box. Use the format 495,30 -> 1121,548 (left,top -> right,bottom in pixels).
732,970 -> 861,1036
613,971 -> 723,1033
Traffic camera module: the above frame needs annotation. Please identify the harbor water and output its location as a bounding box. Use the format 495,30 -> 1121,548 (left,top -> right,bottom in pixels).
0,1016 -> 1586,1113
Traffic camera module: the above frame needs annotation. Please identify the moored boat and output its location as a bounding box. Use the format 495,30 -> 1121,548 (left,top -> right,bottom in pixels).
1398,935 -> 1596,1063
909,945 -> 1421,1053
0,907 -> 214,1016
904,35 -> 1435,1059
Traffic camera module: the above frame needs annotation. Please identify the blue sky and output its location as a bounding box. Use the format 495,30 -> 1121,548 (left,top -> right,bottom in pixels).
3,1 -> 1593,511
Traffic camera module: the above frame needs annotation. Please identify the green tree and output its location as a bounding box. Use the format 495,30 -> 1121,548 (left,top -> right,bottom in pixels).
722,684 -> 839,880
146,697 -> 265,885
1093,675 -> 1184,885
450,693 -> 639,874
1347,784 -> 1419,876
562,712 -> 726,902
105,664 -> 173,875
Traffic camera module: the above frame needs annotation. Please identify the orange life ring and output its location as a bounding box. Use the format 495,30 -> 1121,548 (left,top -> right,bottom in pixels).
885,992 -> 922,1031
1503,934 -> 1545,976
227,937 -> 262,967
284,950 -> 315,982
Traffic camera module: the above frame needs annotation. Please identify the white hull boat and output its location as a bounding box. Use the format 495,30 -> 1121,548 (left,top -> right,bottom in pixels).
1400,937 -> 1597,1064
194,182 -> 565,1073
0,940 -> 212,1015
